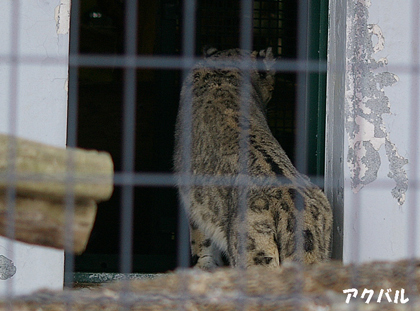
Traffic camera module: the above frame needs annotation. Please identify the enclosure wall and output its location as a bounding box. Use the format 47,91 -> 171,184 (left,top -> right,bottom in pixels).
0,0 -> 69,295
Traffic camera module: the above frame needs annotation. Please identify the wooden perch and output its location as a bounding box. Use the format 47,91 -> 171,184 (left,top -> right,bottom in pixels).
0,194 -> 97,254
0,134 -> 115,253
0,134 -> 114,202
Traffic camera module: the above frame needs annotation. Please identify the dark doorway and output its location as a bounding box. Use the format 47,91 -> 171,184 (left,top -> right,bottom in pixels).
70,0 -> 327,273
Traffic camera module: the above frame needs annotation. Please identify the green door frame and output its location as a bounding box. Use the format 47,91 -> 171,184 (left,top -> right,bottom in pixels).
307,0 -> 328,178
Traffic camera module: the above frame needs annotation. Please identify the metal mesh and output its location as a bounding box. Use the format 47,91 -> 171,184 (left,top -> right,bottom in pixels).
0,0 -> 326,299
0,0 -> 326,288
5,0 -> 419,309
67,0 -> 309,274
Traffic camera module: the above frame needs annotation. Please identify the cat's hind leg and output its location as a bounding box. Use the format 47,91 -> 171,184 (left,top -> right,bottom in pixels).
225,215 -> 280,268
190,222 -> 224,270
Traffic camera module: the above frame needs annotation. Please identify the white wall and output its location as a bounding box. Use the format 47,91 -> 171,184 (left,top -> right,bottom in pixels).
0,0 -> 70,295
327,0 -> 419,263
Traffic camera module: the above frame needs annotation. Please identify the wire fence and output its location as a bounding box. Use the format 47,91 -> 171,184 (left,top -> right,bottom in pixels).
67,0 -> 330,290
64,0 -> 330,275
1,0 -> 420,309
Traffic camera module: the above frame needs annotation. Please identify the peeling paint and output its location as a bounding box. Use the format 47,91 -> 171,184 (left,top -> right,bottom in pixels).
54,0 -> 71,35
0,255 -> 16,280
346,0 -> 408,205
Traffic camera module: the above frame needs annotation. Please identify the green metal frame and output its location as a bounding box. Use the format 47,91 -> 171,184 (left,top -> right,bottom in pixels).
307,0 -> 328,177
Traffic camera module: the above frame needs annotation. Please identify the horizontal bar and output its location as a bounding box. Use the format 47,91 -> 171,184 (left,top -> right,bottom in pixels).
0,172 -> 415,190
0,54 -> 327,73
69,55 -> 327,72
3,53 -> 420,76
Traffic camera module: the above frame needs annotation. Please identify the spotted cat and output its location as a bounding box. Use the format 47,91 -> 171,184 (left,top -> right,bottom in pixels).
174,47 -> 332,269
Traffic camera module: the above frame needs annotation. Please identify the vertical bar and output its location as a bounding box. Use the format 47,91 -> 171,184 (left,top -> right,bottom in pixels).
348,188 -> 361,293
177,0 -> 197,269
407,0 -> 420,293
239,0 -> 253,51
292,0 -> 310,306
119,0 -> 138,275
295,1 -> 310,176
6,0 -> 20,299
236,1 -> 254,309
237,0 -> 253,272
295,0 -> 312,260
407,0 -> 419,260
349,191 -> 361,262
7,0 -> 19,244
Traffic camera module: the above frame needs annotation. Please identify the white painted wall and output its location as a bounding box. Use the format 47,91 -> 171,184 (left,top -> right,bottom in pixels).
327,0 -> 419,263
0,0 -> 70,295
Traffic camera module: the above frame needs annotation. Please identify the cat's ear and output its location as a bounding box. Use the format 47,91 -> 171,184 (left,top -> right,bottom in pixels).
251,50 -> 259,59
203,46 -> 218,57
260,47 -> 275,70
258,47 -> 274,59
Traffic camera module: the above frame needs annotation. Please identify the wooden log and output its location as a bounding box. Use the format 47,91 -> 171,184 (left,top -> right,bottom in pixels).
0,193 -> 97,254
0,134 -> 113,202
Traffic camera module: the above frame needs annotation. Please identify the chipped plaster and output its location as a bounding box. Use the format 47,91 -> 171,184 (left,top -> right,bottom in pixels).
0,255 -> 16,280
345,0 -> 408,205
54,0 -> 71,35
